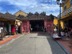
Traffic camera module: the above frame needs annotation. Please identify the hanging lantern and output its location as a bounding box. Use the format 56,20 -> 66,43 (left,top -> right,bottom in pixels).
15,19 -> 22,26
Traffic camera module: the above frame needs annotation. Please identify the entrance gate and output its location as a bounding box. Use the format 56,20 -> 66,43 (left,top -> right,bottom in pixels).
30,20 -> 44,32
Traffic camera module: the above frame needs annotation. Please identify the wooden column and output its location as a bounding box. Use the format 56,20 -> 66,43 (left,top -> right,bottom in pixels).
44,20 -> 53,33
21,20 -> 30,33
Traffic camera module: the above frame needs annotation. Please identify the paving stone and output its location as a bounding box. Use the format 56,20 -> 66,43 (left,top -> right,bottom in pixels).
0,33 -> 66,54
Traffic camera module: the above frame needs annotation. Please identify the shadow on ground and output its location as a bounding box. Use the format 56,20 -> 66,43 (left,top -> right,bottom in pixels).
36,32 -> 66,54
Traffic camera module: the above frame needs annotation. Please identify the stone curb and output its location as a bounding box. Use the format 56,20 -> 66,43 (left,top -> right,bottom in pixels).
51,33 -> 70,54
56,40 -> 70,54
0,34 -> 24,48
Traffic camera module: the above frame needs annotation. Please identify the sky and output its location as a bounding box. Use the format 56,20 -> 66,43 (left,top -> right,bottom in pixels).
0,0 -> 60,16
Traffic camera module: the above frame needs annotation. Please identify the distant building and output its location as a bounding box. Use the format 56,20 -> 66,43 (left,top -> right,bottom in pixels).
15,10 -> 27,17
61,0 -> 72,28
0,12 -> 19,39
0,10 -> 55,39
15,10 -> 54,33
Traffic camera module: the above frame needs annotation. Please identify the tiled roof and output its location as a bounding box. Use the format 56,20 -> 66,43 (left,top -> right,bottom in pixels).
4,12 -> 17,20
0,13 -> 4,17
0,12 -> 54,21
0,12 -> 17,21
18,14 -> 54,21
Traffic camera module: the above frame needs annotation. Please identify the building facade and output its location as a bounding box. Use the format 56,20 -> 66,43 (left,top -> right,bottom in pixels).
0,10 -> 55,40
61,0 -> 72,28
0,12 -> 21,37
15,10 -> 54,33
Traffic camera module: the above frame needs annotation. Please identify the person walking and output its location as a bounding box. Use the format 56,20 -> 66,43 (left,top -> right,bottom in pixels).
16,25 -> 18,34
61,30 -> 64,39
70,28 -> 72,38
11,25 -> 16,35
64,27 -> 68,37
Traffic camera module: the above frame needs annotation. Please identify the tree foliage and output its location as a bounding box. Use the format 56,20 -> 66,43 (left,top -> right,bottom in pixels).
28,12 -> 33,16
34,12 -> 39,16
40,12 -> 46,16
50,14 -> 54,20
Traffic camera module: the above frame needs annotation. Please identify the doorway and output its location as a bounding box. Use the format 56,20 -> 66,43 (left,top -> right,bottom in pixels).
30,20 -> 44,32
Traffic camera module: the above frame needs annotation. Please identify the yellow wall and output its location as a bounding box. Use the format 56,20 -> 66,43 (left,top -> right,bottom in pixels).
53,18 -> 64,29
62,0 -> 72,19
62,0 -> 70,12
15,10 -> 27,17
60,21 -> 64,29
53,18 -> 58,26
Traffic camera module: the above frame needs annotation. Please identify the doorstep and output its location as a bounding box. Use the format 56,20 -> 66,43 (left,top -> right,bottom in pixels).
0,35 -> 18,45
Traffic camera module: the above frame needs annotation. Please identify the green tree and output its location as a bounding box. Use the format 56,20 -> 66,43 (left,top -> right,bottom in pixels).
50,14 -> 54,20
40,12 -> 46,16
34,12 -> 39,16
27,12 -> 33,16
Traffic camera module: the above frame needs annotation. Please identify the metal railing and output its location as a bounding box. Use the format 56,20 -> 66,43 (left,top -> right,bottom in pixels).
58,6 -> 72,18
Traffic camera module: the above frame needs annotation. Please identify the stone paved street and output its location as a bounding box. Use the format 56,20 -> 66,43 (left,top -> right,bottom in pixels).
0,33 -> 66,54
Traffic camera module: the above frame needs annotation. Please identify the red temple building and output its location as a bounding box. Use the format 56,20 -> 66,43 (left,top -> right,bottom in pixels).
15,10 -> 54,34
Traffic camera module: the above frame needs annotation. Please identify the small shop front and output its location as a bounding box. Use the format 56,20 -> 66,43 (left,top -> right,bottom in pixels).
62,15 -> 72,29
0,22 -> 6,39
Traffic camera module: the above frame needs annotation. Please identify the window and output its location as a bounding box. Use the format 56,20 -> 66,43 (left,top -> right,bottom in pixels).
64,6 -> 67,10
